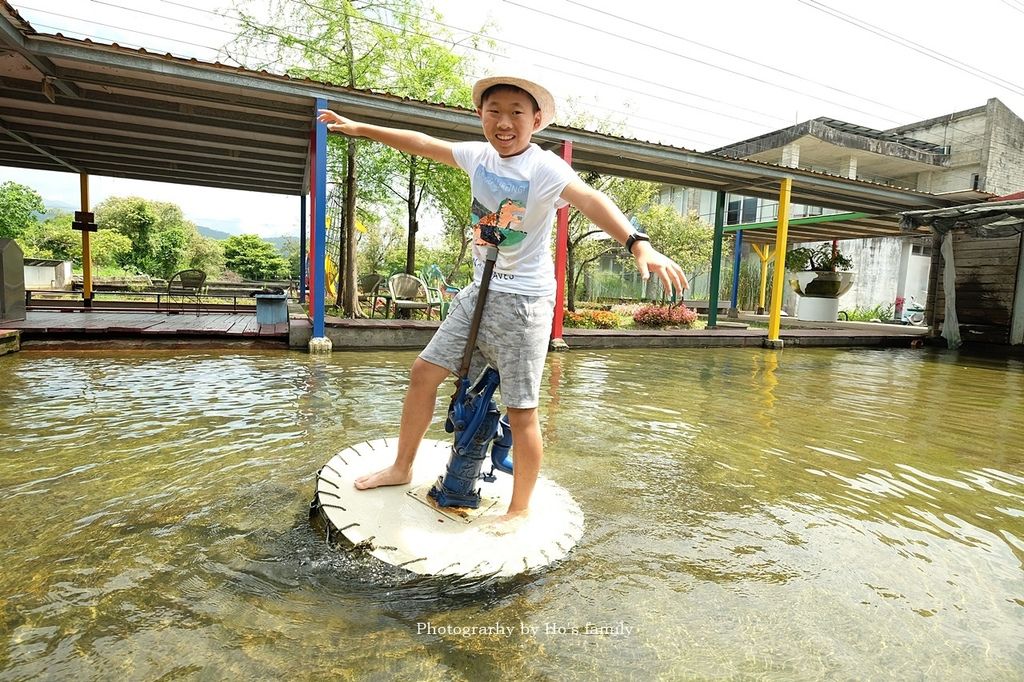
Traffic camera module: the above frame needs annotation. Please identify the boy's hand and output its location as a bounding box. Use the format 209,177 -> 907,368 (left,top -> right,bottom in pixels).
632,241 -> 688,298
317,109 -> 360,136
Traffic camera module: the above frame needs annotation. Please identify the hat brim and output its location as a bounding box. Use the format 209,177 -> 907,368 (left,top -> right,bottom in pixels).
472,76 -> 556,132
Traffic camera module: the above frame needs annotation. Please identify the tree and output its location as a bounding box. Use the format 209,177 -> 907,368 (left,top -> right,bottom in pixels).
20,212 -> 79,261
229,0 -> 479,315
633,205 -> 716,294
223,234 -> 289,280
95,196 -> 202,278
0,181 -> 44,240
565,172 -> 658,311
184,232 -> 225,276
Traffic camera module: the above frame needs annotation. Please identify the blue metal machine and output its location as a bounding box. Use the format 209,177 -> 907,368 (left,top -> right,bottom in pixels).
428,246 -> 514,508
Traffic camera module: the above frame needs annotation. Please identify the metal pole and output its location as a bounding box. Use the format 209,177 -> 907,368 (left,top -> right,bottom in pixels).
80,174 -> 92,308
312,97 -> 328,339
550,140 -> 572,349
707,191 -> 726,327
766,178 -> 792,346
729,229 -> 743,317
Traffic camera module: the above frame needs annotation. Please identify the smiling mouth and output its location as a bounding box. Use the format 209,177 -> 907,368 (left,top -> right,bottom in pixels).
495,134 -> 515,142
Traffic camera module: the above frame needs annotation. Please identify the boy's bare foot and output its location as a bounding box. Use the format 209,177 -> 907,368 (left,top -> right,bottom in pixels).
353,465 -> 412,490
483,509 -> 529,536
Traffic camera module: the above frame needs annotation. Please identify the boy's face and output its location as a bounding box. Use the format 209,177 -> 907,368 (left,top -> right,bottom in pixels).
477,89 -> 542,157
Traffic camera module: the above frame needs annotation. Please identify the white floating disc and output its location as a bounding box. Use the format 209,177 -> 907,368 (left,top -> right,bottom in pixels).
313,438 -> 584,578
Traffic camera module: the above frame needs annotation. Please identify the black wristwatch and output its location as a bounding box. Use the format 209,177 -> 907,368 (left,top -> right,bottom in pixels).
625,231 -> 650,254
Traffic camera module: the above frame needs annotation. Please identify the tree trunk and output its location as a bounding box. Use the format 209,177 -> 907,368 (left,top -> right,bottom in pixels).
341,17 -> 358,316
343,139 -> 358,315
405,158 -> 417,275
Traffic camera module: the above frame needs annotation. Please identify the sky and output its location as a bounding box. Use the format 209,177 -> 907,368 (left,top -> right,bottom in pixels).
3,0 -> 1023,238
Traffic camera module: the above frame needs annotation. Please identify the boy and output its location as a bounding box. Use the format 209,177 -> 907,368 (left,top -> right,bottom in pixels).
317,75 -> 687,518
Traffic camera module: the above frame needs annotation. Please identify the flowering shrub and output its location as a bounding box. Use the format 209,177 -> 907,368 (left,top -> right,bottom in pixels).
564,309 -> 621,329
632,304 -> 698,328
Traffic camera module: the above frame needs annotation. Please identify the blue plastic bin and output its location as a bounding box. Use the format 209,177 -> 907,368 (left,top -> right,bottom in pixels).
254,293 -> 288,325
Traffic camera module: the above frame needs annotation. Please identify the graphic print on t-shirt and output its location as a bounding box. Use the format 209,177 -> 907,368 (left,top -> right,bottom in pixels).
470,166 -> 529,247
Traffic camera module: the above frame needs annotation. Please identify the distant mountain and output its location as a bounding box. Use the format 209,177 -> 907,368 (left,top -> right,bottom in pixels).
196,224 -> 234,241
43,199 -> 77,212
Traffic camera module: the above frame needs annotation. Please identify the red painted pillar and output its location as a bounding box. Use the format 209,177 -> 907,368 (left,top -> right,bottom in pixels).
307,132 -> 317,304
550,140 -> 573,345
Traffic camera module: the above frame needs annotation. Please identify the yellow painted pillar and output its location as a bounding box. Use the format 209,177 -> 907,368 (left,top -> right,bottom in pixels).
80,174 -> 93,307
752,243 -> 771,314
766,178 -> 792,346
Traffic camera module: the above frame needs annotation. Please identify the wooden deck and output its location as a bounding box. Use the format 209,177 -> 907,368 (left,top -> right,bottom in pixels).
3,311 -> 288,340
4,310 -> 929,351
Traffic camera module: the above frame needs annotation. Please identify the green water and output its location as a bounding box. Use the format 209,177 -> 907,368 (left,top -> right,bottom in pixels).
0,346 -> 1022,680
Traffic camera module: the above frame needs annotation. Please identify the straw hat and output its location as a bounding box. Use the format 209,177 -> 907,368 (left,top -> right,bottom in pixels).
472,75 -> 556,131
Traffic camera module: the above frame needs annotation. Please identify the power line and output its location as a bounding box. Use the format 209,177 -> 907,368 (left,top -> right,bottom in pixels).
522,0 -> 992,156
504,0 -> 909,124
1000,0 -> 1024,15
797,0 -> 1024,97
11,0 -> 991,175
155,0 -> 762,142
563,0 -> 923,123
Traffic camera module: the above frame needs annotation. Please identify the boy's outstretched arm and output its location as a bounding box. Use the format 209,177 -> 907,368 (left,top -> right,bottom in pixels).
316,109 -> 458,168
561,180 -> 689,298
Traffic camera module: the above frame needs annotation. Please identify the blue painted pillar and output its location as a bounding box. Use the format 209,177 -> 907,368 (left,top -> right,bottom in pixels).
730,229 -> 743,314
299,194 -> 307,304
312,97 -> 328,338
706,191 -> 727,328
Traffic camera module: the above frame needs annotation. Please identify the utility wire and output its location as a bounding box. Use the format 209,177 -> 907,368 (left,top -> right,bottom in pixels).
504,0 -> 904,124
798,0 -> 1024,97
152,0 -> 760,141
508,0 -> 990,156
12,1 -> 990,183
1000,0 -> 1024,15
563,0 -> 921,123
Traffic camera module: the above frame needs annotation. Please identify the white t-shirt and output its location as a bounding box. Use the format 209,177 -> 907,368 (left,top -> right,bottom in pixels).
452,141 -> 578,296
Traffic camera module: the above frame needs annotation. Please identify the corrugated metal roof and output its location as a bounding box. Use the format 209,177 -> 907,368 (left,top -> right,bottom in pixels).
0,1 -> 965,241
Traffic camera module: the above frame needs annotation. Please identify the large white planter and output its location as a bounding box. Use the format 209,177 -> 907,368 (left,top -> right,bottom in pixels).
788,271 -> 855,322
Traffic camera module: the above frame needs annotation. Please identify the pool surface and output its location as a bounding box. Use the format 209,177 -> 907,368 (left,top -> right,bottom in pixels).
1,346 -> 1022,679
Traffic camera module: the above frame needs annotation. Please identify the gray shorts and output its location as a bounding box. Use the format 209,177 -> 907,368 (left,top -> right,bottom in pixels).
419,283 -> 555,409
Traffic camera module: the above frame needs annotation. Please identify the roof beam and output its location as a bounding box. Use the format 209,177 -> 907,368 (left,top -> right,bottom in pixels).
0,117 -> 81,172
0,106 -> 303,152
0,19 -> 80,98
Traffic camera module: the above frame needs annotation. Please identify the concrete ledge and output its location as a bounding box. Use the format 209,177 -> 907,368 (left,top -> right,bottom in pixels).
0,329 -> 21,356
322,317 -> 440,350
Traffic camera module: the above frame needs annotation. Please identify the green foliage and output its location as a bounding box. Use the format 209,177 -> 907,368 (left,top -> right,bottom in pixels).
92,230 -> 134,269
719,258 -> 773,312
563,309 -> 621,329
232,0 -> 479,286
566,172 -> 658,309
844,303 -> 895,322
635,205 -> 715,275
785,243 -> 853,272
223,234 -> 289,280
0,181 -> 44,240
276,236 -> 301,279
184,232 -> 225,275
20,212 -> 78,261
95,196 -> 201,277
633,304 -> 698,328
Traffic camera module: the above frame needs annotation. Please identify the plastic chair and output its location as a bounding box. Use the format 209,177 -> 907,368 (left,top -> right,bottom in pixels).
420,264 -> 459,320
357,273 -> 389,318
166,269 -> 206,315
387,273 -> 442,319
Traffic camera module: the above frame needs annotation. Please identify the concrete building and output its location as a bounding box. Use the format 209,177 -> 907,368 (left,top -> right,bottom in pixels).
661,98 -> 1024,316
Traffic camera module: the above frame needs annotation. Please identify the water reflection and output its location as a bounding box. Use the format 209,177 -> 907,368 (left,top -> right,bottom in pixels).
0,346 -> 1022,679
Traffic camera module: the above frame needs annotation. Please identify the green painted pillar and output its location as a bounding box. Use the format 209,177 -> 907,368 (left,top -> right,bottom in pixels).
707,191 -> 727,328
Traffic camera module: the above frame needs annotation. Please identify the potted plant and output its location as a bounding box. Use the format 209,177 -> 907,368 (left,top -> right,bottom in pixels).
785,243 -> 855,321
